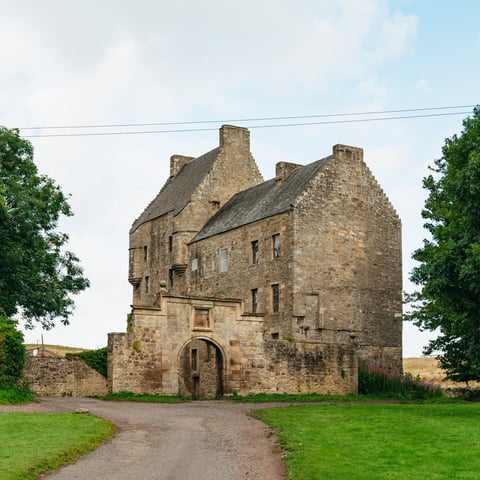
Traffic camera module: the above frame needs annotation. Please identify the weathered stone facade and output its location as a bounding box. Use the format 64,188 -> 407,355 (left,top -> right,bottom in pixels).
109,125 -> 402,398
25,357 -> 108,397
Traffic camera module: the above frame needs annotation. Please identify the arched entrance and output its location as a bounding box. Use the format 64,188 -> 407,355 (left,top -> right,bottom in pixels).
178,338 -> 224,399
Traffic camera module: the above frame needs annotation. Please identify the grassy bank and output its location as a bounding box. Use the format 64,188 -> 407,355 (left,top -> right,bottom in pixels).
0,412 -> 115,480
254,402 -> 480,480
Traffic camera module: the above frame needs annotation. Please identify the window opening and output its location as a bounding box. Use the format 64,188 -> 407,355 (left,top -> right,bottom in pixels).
144,276 -> 150,294
211,200 -> 220,210
251,288 -> 258,313
168,236 -> 173,253
272,234 -> 281,258
219,248 -> 228,272
272,283 -> 279,313
169,269 -> 174,288
191,348 -> 198,372
143,245 -> 148,261
191,257 -> 198,271
251,240 -> 259,264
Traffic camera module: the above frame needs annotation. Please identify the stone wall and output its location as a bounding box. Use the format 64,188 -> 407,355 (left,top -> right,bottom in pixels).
188,212 -> 292,337
25,357 -> 108,397
129,125 -> 263,303
109,295 -> 358,397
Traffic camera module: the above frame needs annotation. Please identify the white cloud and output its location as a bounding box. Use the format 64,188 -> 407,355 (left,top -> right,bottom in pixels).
3,0 -> 463,358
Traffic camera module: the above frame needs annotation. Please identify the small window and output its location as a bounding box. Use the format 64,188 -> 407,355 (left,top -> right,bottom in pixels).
168,236 -> 173,253
272,283 -> 279,313
211,200 -> 220,210
191,257 -> 198,271
272,234 -> 281,258
144,276 -> 150,294
251,288 -> 258,313
251,240 -> 259,264
194,308 -> 210,329
219,248 -> 228,272
143,245 -> 148,261
191,348 -> 198,371
169,269 -> 174,288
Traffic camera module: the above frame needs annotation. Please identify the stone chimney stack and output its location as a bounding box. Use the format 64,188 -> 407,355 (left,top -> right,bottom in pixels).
275,161 -> 302,183
332,144 -> 363,162
170,154 -> 194,178
219,125 -> 250,154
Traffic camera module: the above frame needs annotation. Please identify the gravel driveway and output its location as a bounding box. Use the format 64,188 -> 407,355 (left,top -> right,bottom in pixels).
1,397 -> 286,479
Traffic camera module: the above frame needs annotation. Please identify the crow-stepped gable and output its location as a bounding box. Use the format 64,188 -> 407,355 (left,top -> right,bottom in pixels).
108,125 -> 402,399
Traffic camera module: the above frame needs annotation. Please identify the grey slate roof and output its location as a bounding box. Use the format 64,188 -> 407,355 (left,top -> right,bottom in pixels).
130,147 -> 219,232
191,155 -> 332,243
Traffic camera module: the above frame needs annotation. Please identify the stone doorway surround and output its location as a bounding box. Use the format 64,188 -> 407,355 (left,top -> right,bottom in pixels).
178,338 -> 224,399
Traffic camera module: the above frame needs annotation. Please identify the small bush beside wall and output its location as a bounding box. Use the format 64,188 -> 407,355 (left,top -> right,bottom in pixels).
359,363 -> 443,400
69,347 -> 108,378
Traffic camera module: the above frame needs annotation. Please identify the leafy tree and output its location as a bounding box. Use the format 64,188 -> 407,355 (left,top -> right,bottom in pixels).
406,107 -> 480,383
0,127 -> 89,330
0,312 -> 27,388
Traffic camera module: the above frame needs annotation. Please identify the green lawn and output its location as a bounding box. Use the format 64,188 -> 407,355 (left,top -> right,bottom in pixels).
253,403 -> 480,480
0,412 -> 115,480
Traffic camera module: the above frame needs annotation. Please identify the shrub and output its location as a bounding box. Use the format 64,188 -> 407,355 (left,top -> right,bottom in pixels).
69,347 -> 108,378
358,363 -> 443,400
0,313 -> 27,389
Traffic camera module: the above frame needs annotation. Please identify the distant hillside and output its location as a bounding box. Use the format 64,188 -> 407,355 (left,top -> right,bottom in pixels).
25,344 -> 87,357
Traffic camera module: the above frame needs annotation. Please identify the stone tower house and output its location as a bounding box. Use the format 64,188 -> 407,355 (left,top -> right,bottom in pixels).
108,125 -> 402,398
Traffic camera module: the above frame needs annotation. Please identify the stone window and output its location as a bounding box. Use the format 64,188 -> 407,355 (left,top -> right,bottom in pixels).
144,275 -> 150,294
272,234 -> 281,258
168,235 -> 173,253
191,257 -> 198,271
272,283 -> 279,313
143,245 -> 148,261
219,248 -> 228,272
211,200 -> 220,210
191,348 -> 198,372
169,269 -> 174,288
194,307 -> 210,329
251,288 -> 258,313
251,240 -> 259,264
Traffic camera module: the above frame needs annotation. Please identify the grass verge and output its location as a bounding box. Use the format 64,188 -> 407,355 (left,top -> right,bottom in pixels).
0,412 -> 115,480
98,391 -> 182,403
0,386 -> 35,405
253,402 -> 480,480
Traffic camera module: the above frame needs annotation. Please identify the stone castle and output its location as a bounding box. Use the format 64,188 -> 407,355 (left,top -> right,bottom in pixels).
108,125 -> 402,399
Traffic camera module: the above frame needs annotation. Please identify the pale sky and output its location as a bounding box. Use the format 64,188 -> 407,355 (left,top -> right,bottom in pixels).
1,0 -> 479,357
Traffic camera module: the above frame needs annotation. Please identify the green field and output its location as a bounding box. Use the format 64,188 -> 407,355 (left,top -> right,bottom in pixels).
254,402 -> 480,480
0,412 -> 115,480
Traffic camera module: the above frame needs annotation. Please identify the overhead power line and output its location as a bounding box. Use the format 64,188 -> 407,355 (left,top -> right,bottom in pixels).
19,104 -> 476,138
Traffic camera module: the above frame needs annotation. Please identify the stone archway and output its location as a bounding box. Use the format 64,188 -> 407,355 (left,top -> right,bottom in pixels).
178,339 -> 224,399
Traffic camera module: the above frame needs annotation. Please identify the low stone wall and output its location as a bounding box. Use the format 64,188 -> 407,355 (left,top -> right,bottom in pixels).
25,357 -> 108,397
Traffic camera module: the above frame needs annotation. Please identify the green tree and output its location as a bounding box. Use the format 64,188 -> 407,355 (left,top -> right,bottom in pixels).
0,127 -> 89,330
406,107 -> 480,383
0,312 -> 27,387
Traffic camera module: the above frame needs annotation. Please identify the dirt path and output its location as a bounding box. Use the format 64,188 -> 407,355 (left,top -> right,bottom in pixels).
1,397 -> 286,480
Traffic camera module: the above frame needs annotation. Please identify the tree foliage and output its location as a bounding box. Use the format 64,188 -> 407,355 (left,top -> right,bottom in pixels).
0,313 -> 26,388
0,127 -> 89,329
406,107 -> 480,383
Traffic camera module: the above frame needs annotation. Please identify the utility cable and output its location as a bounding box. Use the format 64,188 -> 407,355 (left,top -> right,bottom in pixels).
21,109 -> 474,138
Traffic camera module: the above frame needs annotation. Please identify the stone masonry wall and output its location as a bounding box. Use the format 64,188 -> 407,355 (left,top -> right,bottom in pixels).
128,125 -> 263,305
25,357 -> 108,397
188,212 -> 292,337
109,295 -> 358,396
292,145 -> 402,373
